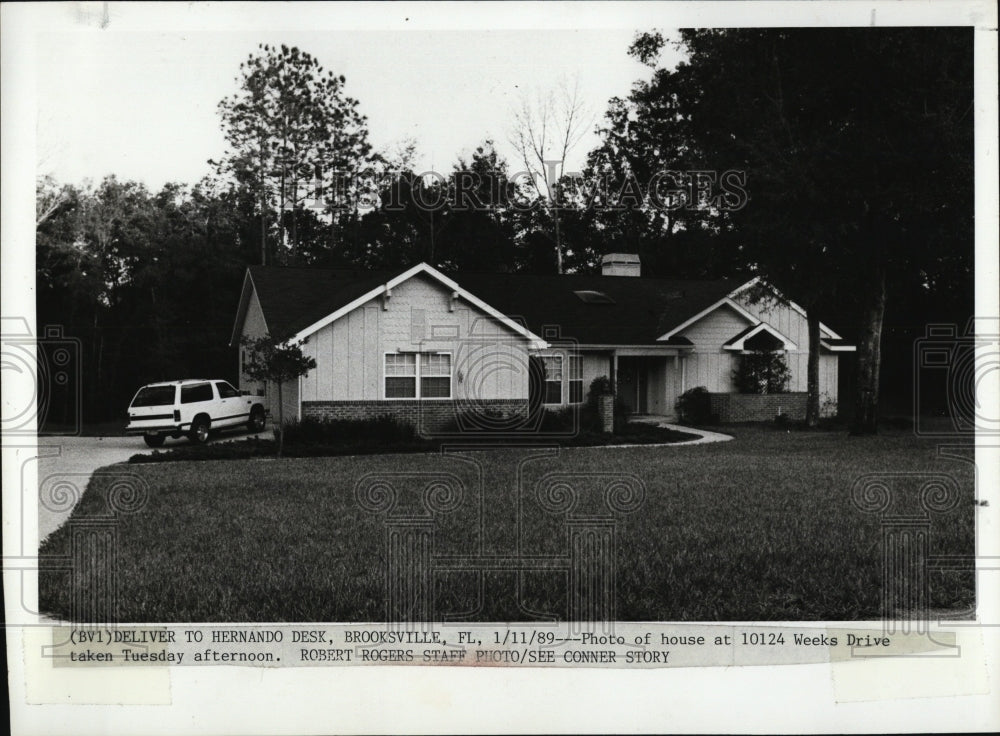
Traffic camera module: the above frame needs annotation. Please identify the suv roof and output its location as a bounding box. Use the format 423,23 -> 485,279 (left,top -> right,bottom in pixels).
141,379 -> 219,387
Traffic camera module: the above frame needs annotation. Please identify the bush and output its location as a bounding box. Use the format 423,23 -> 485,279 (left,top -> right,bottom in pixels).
676,386 -> 715,425
583,375 -> 632,432
733,351 -> 791,394
276,415 -> 417,446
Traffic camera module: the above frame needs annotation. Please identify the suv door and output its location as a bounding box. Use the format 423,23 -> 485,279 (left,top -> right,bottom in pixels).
179,382 -> 216,429
214,381 -> 249,428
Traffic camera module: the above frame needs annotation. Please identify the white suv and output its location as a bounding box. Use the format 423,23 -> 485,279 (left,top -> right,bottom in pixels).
125,379 -> 266,447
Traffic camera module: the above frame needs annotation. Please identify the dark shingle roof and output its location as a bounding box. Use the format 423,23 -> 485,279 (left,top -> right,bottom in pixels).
451,271 -> 736,345
243,265 -> 738,346
248,265 -> 406,341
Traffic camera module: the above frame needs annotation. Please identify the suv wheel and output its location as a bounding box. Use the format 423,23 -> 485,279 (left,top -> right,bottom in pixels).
189,416 -> 211,444
247,405 -> 266,433
143,434 -> 166,448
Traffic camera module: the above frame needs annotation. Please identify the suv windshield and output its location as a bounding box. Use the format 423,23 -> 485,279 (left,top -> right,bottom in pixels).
131,386 -> 176,407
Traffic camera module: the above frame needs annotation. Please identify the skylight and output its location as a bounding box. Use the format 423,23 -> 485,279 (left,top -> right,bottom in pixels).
573,290 -> 616,305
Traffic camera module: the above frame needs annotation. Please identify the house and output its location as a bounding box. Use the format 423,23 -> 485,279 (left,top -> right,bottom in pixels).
229,254 -> 855,432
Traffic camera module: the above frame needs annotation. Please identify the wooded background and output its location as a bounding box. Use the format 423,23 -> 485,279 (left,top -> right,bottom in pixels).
34,29 -> 973,431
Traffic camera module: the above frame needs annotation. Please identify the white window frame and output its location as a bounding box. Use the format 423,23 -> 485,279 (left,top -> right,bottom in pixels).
419,352 -> 453,400
567,354 -> 584,405
541,354 -> 564,405
383,351 -> 453,400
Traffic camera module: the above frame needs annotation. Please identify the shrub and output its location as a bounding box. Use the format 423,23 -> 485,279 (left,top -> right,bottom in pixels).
733,351 -> 791,394
583,375 -> 633,432
613,396 -> 632,432
277,415 -> 417,446
676,386 -> 714,425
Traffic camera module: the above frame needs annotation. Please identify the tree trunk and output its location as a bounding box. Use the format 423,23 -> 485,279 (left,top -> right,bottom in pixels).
851,269 -> 887,435
553,197 -> 563,274
259,142 -> 268,266
805,312 -> 821,427
276,380 -> 284,457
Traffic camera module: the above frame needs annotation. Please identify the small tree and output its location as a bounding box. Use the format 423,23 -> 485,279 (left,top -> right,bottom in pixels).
733,351 -> 791,394
240,334 -> 316,456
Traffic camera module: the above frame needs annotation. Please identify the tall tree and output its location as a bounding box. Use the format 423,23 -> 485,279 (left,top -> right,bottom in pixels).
439,141 -> 520,272
509,77 -> 592,273
577,58 -> 745,280
215,43 -> 373,265
620,28 -> 973,431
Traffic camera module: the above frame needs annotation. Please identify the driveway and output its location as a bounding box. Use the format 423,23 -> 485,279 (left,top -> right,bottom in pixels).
36,428 -> 273,542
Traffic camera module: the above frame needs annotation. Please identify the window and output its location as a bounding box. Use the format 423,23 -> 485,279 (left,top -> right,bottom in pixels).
568,355 -> 584,404
385,353 -> 417,398
384,352 -> 452,399
420,353 -> 452,398
181,382 -> 214,404
130,385 -> 176,407
216,381 -> 241,399
543,356 -> 563,404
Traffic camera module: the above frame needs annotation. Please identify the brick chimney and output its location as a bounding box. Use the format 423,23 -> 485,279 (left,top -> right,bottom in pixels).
601,253 -> 641,277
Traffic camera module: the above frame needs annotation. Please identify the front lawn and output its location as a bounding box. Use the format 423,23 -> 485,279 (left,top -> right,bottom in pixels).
38,426 -> 976,622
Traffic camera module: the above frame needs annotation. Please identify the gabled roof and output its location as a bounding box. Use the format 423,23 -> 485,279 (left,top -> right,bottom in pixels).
820,338 -> 857,352
728,277 -> 843,340
451,271 -> 738,346
656,295 -> 760,341
231,263 -> 548,348
231,263 -> 854,350
230,266 -> 398,346
723,322 -> 798,351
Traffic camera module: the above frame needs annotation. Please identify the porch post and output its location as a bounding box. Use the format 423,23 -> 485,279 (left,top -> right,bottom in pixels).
611,351 -> 618,394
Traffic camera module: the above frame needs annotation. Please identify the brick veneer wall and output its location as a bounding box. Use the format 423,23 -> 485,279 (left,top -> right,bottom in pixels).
302,399 -> 530,436
709,392 -> 808,422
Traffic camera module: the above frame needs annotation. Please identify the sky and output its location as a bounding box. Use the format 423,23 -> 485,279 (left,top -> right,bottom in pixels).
35,23 -> 674,191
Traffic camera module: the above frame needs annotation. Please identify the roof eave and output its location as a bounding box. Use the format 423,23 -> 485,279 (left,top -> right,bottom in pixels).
287,262 -> 549,349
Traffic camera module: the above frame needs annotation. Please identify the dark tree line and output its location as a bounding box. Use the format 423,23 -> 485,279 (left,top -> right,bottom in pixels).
36,32 -> 973,430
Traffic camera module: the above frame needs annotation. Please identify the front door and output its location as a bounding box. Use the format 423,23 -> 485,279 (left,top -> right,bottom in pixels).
616,358 -> 643,414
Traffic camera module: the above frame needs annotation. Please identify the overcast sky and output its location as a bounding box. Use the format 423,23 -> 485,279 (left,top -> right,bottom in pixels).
35,23 -> 674,190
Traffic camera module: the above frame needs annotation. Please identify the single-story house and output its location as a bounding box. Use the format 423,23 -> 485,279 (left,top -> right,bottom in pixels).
230,254 -> 855,432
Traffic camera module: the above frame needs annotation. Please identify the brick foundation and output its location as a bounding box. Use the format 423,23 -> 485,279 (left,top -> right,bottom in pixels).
301,399 -> 530,437
709,392 -> 808,423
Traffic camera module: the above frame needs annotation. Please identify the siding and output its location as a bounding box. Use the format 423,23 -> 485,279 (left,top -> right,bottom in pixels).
676,295 -> 842,409
299,273 -> 531,402
582,352 -> 611,395
679,303 -> 753,349
731,292 -> 810,347
238,289 -> 268,396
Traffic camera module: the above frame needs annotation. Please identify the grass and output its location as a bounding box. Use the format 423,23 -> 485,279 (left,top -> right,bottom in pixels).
38,425 -> 976,622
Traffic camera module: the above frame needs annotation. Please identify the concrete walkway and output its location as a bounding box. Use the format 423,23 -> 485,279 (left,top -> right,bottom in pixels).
36,428 -> 273,542
615,416 -> 734,446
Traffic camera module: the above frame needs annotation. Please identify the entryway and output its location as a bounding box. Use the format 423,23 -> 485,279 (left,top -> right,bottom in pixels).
616,357 -> 649,414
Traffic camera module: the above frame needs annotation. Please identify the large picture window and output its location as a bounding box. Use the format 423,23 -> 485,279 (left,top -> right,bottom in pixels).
384,352 -> 452,399
543,356 -> 563,404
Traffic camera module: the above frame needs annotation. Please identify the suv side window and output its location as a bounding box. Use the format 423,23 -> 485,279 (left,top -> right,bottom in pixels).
216,381 -> 241,399
181,383 -> 214,404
